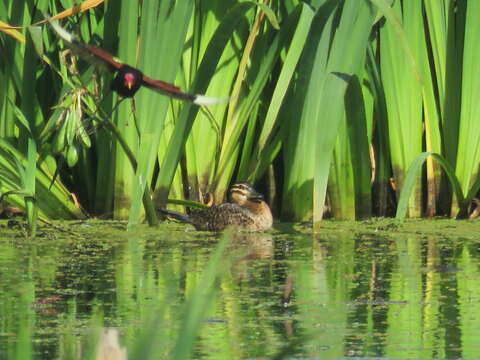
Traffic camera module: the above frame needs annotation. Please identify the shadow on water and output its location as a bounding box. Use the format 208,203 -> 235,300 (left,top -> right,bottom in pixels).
1,219 -> 480,359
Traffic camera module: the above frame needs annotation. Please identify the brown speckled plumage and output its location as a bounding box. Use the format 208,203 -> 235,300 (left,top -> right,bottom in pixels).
160,183 -> 273,232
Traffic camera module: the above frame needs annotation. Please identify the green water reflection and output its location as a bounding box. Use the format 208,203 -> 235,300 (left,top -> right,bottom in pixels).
1,219 -> 480,359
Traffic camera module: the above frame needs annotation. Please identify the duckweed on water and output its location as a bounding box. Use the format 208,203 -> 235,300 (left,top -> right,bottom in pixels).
1,218 -> 480,359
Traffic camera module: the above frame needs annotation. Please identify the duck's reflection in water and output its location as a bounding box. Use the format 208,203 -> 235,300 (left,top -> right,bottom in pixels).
228,232 -> 300,343
230,232 -> 274,260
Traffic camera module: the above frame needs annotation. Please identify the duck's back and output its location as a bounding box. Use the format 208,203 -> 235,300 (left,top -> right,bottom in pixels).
189,203 -> 260,231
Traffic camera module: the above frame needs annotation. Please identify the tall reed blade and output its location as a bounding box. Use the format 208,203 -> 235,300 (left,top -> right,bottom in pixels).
282,0 -> 334,222
127,0 -> 194,226
22,26 -> 43,235
154,3 -> 258,207
425,0 -> 465,214
312,1 -> 375,228
453,0 -> 480,216
328,76 -> 372,220
376,0 -> 424,217
109,1 -> 139,219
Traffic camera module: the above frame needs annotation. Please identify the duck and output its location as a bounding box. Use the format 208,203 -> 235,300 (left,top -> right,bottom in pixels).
159,182 -> 273,232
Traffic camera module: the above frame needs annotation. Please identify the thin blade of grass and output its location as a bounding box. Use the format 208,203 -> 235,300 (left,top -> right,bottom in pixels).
22,26 -> 43,235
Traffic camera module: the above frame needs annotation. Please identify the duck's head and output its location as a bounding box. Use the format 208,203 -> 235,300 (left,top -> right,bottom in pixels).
229,182 -> 264,205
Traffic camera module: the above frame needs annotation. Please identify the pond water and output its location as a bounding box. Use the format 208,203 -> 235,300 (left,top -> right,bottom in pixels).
1,219 -> 480,359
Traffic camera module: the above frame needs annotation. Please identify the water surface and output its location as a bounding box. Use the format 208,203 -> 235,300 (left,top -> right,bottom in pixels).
1,219 -> 480,359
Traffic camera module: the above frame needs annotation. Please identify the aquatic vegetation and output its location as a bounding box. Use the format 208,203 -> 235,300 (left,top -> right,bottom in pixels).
2,219 -> 480,358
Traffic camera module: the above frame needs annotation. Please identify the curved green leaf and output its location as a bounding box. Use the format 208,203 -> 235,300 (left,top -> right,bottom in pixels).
396,152 -> 465,219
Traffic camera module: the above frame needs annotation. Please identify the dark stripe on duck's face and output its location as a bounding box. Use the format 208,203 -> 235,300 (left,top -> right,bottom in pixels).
230,182 -> 251,191
230,183 -> 264,200
230,184 -> 250,195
